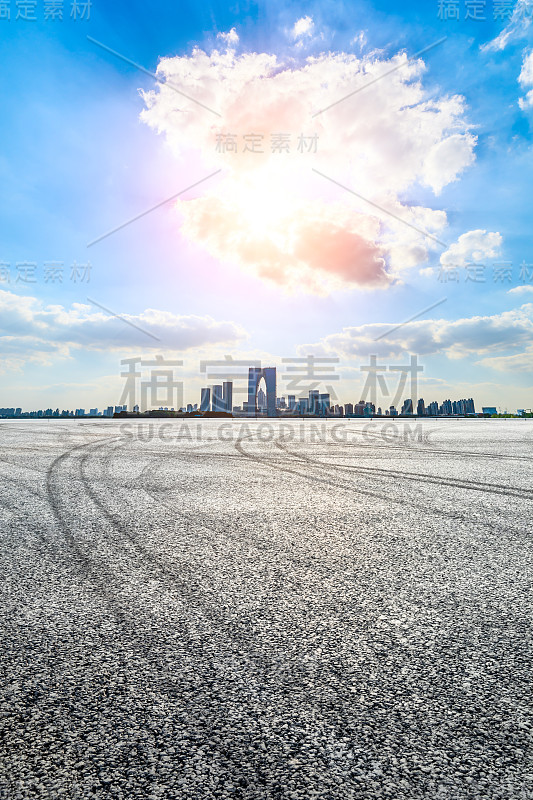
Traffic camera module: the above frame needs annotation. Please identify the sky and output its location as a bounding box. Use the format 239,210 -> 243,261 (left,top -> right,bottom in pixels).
1,0 -> 533,413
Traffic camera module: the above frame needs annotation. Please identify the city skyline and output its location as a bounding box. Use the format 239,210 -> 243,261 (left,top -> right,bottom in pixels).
2,353 -> 528,416
3,395 -> 526,417
3,359 -> 526,416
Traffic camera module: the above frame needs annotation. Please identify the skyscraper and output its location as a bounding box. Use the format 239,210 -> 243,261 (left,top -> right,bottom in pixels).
257,387 -> 267,410
212,385 -> 224,412
363,402 -> 374,417
200,387 -> 211,413
441,399 -> 453,415
297,397 -> 309,415
222,381 -> 233,413
401,399 -> 413,415
247,367 -> 277,416
318,393 -> 331,416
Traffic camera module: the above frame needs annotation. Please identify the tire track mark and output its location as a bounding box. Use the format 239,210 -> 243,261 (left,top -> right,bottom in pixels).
272,439 -> 533,502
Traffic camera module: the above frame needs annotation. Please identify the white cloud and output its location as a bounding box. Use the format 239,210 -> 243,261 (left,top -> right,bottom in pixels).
508,284 -> 533,295
422,134 -> 476,195
296,303 -> 533,361
351,32 -> 367,50
178,195 -> 390,294
476,348 -> 533,372
291,16 -> 314,40
217,28 -> 239,46
0,290 -> 247,369
440,230 -> 503,267
519,50 -> 533,109
140,44 -> 476,294
520,49 -> 533,83
481,0 -> 533,51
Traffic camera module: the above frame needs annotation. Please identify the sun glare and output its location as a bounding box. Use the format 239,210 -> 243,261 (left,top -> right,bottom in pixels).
225,166 -> 298,238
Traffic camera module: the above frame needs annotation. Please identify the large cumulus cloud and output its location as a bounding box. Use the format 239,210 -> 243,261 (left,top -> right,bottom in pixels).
140,39 -> 477,293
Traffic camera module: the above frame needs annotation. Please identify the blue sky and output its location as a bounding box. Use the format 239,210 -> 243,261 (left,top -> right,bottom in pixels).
1,0 -> 532,412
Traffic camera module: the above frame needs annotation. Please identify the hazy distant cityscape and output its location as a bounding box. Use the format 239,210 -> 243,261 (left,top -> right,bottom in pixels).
1,366 -> 529,419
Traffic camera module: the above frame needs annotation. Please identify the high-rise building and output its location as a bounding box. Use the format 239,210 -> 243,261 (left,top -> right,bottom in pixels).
257,387 -> 267,410
222,381 -> 233,413
441,399 -> 453,416
318,393 -> 331,416
417,398 -> 425,416
402,399 -> 413,415
288,395 -> 296,411
212,384 -> 224,412
247,367 -> 276,416
297,397 -> 309,415
344,403 -> 354,415
200,388 -> 211,413
309,389 -> 320,415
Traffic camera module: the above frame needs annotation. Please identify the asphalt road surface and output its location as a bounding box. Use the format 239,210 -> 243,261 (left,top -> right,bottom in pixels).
1,419 -> 532,799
